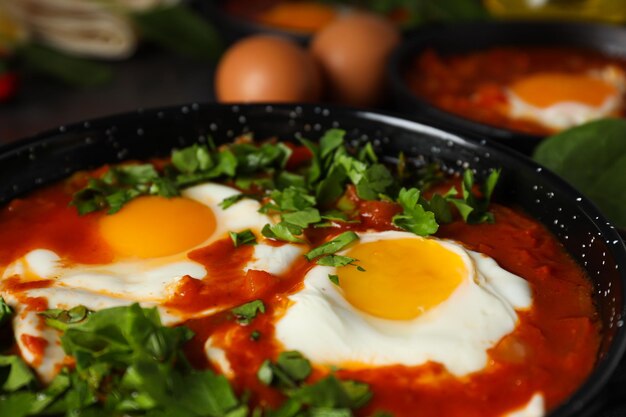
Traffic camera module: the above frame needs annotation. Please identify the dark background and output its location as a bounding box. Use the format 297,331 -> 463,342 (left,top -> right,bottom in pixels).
0,49 -> 214,143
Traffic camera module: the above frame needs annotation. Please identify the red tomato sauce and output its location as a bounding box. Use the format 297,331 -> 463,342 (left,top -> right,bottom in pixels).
0,172 -> 600,417
171,200 -> 599,416
407,47 -> 626,136
20,334 -> 48,365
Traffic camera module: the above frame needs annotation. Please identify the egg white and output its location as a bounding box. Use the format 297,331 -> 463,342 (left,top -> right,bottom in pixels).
275,230 -> 532,377
506,67 -> 625,131
0,182 -> 305,381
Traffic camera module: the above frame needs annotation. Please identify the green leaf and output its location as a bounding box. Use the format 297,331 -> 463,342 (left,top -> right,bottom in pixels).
305,232 -> 359,261
113,164 -> 159,186
132,5 -> 223,61
220,194 -> 251,209
262,223 -> 305,243
358,142 -> 378,164
299,137 -> 321,184
282,207 -> 322,229
29,371 -> 71,414
316,164 -> 348,206
0,355 -> 36,392
276,171 -> 307,190
258,351 -> 312,389
269,187 -> 316,212
150,177 -> 180,198
17,44 -> 112,87
231,300 -> 265,325
355,164 -> 394,201
40,305 -> 92,331
319,129 -> 346,160
292,375 -> 371,409
233,142 -> 292,174
533,118 -> 626,227
172,144 -> 212,174
328,274 -> 340,286
229,229 -> 257,248
316,255 -> 359,268
277,351 -> 312,383
0,297 -> 12,326
0,391 -> 37,417
392,188 -> 439,236
428,193 -> 453,224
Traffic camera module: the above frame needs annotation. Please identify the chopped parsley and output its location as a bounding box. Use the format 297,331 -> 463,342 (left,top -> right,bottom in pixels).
1,304 -> 378,417
258,351 -> 372,416
70,130 -> 500,246
304,232 -> 359,262
1,304 -> 248,417
229,229 -> 257,248
231,300 -> 265,325
0,297 -> 12,326
38,305 -> 91,331
328,274 -> 340,286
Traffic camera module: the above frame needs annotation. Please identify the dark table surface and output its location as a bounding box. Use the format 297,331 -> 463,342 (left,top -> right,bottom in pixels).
1,48 -> 625,416
0,48 -> 214,144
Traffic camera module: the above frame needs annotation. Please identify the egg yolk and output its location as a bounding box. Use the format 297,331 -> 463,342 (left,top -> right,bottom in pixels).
337,238 -> 467,320
99,196 -> 216,258
510,72 -> 617,108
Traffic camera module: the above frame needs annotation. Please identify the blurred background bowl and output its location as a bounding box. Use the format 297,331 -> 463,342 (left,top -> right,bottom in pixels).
387,21 -> 626,155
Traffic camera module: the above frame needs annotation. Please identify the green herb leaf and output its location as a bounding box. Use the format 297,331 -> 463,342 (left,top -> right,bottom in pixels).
0,355 -> 36,392
316,255 -> 359,268
172,143 -> 213,174
293,376 -> 371,409
268,187 -> 316,212
282,207 -> 322,229
316,164 -> 349,207
328,275 -> 340,286
446,169 -> 499,224
258,351 -> 312,389
392,188 -> 439,236
231,300 -> 265,325
229,230 -> 258,248
355,164 -> 394,201
262,223 -> 305,243
0,297 -> 12,326
319,129 -> 345,160
39,305 -> 92,331
305,232 -> 359,261
534,118 -> 626,227
276,351 -> 313,383
427,193 -> 453,224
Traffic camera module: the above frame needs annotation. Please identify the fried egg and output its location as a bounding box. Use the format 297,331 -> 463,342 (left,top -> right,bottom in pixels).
1,182 -> 304,380
275,230 -> 532,376
506,66 -> 625,130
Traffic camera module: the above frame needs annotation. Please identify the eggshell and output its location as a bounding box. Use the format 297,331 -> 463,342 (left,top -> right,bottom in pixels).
215,35 -> 321,103
310,12 -> 400,107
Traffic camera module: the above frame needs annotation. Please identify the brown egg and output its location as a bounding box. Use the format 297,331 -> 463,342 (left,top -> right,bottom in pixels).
215,35 -> 321,103
310,12 -> 400,107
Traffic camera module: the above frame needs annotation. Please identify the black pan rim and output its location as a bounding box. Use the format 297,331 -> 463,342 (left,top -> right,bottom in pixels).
2,102 -> 626,417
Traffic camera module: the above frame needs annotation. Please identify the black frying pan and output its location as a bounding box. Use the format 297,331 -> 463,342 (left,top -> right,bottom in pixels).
0,103 -> 624,416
